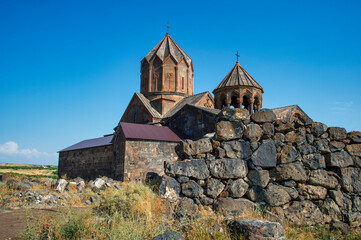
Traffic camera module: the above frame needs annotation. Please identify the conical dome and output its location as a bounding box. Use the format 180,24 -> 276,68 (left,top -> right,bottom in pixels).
140,33 -> 194,115
213,61 -> 263,113
144,33 -> 192,67
214,61 -> 263,92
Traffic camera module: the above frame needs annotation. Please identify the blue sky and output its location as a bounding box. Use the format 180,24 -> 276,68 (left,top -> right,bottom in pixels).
0,0 -> 360,165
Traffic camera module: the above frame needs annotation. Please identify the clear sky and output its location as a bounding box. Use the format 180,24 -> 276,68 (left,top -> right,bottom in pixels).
1,0 -> 360,165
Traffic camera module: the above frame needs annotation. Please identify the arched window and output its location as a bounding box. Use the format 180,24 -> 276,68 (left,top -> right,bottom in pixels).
230,95 -> 238,108
242,96 -> 250,110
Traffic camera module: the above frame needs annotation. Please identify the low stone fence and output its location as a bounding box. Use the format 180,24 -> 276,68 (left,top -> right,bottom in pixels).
160,107 -> 361,227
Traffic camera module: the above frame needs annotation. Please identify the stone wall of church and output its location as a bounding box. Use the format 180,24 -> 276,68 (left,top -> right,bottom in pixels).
58,145 -> 114,180
123,140 -> 179,182
166,105 -> 217,140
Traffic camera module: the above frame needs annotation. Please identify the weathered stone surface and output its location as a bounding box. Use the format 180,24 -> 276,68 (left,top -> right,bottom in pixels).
55,179 -> 68,193
278,144 -> 298,164
159,177 -> 181,202
320,198 -> 343,221
340,167 -> 361,193
297,184 -> 327,200
166,160 -> 210,180
325,151 -> 353,168
279,186 -> 299,200
274,120 -> 294,133
308,169 -> 338,189
251,139 -> 277,168
192,138 -> 213,155
248,169 -> 270,188
221,143 -> 237,158
346,144 -> 361,157
229,218 -> 286,240
229,140 -> 252,160
302,153 -> 326,169
264,184 -> 291,206
306,133 -> 314,144
329,141 -> 345,152
208,158 -> 248,179
328,127 -> 347,140
215,147 -> 226,158
347,131 -> 361,143
205,178 -> 225,199
274,133 -> 285,146
312,122 -> 328,138
314,139 -> 330,154
262,122 -> 274,139
214,198 -> 255,216
229,179 -> 249,198
329,190 -> 352,211
178,138 -> 213,157
251,109 -> 277,123
177,197 -> 198,218
345,212 -> 361,227
181,180 -> 203,198
247,186 -> 266,202
353,195 -> 361,212
330,220 -> 350,234
216,107 -> 250,122
244,123 -> 263,142
152,232 -> 184,240
216,121 -> 244,141
285,129 -> 306,146
298,144 -> 316,155
283,201 -> 324,226
178,140 -> 195,157
91,178 -> 106,192
15,182 -> 33,191
273,162 -> 308,182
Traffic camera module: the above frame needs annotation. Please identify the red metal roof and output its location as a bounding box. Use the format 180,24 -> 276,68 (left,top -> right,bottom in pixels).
119,122 -> 181,142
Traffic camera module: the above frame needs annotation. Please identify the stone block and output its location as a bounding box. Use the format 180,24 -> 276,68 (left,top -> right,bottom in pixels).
251,139 -> 277,168
215,121 -> 244,141
208,158 -> 248,179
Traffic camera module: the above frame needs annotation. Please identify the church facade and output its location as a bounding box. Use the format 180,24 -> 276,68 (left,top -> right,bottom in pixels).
58,33 -> 312,181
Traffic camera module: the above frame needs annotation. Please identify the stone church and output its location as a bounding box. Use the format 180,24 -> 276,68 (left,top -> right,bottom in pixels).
58,33 -> 311,181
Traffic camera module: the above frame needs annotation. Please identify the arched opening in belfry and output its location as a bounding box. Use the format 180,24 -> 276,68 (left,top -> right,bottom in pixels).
219,94 -> 227,108
254,96 -> 260,112
230,95 -> 238,108
242,96 -> 250,110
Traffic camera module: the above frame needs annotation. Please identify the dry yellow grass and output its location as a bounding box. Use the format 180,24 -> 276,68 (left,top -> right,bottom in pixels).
0,169 -> 55,176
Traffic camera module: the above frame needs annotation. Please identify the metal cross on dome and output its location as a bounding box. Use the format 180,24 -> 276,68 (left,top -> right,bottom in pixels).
166,23 -> 170,34
236,50 -> 239,62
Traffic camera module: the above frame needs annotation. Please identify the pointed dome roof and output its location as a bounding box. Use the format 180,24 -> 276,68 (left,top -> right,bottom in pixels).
213,61 -> 263,93
144,33 -> 192,66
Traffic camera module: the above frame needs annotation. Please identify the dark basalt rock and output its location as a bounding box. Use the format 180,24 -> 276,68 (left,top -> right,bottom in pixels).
208,158 -> 248,179
165,160 -> 210,180
251,139 -> 277,168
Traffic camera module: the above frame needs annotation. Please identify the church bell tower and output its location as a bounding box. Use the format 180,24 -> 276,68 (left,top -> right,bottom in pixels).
140,33 -> 194,115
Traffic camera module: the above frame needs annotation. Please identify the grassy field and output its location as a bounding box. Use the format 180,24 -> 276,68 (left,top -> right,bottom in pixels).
0,163 -> 58,179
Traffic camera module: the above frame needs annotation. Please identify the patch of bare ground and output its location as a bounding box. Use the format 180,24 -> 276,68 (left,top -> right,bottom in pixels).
0,207 -> 88,240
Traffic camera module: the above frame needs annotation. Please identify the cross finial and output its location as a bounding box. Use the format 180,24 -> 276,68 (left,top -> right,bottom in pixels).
236,50 -> 239,62
166,23 -> 170,35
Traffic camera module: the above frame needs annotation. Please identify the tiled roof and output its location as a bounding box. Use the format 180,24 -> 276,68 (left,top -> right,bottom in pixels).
188,104 -> 221,115
119,122 -> 181,142
163,92 -> 211,118
135,93 -> 162,118
59,135 -> 113,152
214,61 -> 263,92
272,104 -> 313,122
144,33 -> 192,66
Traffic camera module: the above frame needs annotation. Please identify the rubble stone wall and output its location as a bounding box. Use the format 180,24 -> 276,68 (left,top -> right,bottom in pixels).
161,107 -> 361,227
58,145 -> 114,180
